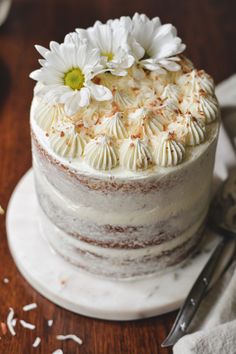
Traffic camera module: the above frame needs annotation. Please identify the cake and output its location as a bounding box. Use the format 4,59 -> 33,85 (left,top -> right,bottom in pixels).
29,13 -> 220,279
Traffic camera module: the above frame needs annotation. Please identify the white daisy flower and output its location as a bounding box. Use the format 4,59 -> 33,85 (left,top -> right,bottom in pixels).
112,13 -> 186,73
30,36 -> 112,116
76,21 -> 135,76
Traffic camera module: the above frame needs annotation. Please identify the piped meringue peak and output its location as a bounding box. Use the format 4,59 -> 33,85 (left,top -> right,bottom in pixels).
31,13 -> 219,172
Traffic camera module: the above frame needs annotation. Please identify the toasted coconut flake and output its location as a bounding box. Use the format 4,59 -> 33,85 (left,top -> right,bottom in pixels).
1,322 -> 7,335
19,320 -> 36,330
23,303 -> 37,312
32,337 -> 41,348
7,308 -> 16,336
56,334 -> 83,345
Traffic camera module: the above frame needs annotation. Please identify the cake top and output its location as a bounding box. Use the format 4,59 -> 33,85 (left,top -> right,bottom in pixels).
30,13 -> 219,172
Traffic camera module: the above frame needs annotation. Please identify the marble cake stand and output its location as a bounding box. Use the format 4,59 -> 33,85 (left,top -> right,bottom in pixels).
6,169 -> 235,321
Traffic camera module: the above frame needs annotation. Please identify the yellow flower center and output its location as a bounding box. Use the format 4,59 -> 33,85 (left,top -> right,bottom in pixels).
64,68 -> 85,90
101,52 -> 114,62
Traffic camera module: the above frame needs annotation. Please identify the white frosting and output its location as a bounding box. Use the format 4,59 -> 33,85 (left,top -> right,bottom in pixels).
49,129 -> 85,158
34,100 -> 64,132
168,114 -> 206,146
120,138 -> 153,171
181,94 -> 219,124
128,107 -> 164,136
154,132 -> 185,167
84,136 -> 118,170
32,62 -> 219,171
178,69 -> 215,95
99,112 -> 128,139
198,94 -> 219,123
160,84 -> 180,103
113,89 -> 136,110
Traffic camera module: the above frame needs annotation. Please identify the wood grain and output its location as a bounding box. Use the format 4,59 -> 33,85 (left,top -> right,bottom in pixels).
0,0 -> 235,353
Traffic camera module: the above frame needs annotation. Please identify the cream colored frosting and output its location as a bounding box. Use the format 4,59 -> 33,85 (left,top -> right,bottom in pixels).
120,138 -> 153,171
178,69 -> 215,95
181,94 -> 219,124
49,129 -> 85,159
160,83 -> 180,103
154,132 -> 185,167
168,114 -> 206,146
128,108 -> 165,136
32,59 -> 219,172
84,135 -> 118,170
34,100 -> 64,132
98,112 -> 128,139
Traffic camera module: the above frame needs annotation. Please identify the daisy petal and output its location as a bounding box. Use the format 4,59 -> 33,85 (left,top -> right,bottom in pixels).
88,82 -> 112,101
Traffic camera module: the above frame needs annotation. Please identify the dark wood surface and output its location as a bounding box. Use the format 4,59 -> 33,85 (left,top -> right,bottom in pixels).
0,0 -> 236,353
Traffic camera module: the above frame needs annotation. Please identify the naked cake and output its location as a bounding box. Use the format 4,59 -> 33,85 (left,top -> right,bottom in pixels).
30,13 -> 220,278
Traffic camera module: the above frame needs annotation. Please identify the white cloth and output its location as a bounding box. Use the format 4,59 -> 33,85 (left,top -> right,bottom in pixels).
173,76 -> 236,354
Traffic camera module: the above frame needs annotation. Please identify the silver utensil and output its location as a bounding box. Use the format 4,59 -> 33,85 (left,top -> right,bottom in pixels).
162,168 -> 236,348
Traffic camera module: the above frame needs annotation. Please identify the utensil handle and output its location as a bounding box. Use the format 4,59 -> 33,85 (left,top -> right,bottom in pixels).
162,238 -> 228,347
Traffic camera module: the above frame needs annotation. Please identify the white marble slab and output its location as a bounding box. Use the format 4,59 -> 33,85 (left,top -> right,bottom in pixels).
6,170 -> 234,321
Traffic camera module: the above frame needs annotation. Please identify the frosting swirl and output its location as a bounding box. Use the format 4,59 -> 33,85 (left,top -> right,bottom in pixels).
178,69 -> 215,95
100,112 -> 128,139
113,89 -> 136,110
180,92 -> 219,124
154,132 -> 185,167
49,127 -> 85,158
169,114 -> 206,146
84,136 -> 118,170
120,138 -> 153,171
161,84 -> 180,103
197,94 -> 219,124
128,108 -> 164,137
34,99 -> 64,132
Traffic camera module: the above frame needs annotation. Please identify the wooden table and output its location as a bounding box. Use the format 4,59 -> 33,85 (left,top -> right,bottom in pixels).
0,0 -> 235,353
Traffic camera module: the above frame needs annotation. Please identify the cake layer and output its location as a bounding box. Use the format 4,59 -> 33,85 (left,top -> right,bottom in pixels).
31,117 -> 218,277
38,204 -> 206,278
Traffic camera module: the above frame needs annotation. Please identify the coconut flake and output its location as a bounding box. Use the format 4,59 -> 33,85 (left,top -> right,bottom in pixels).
7,308 -> 16,336
32,337 -> 41,348
56,334 -> 83,345
48,319 -> 53,327
23,303 -> 37,312
12,319 -> 17,327
7,307 -> 16,336
1,322 -> 7,335
19,320 -> 36,330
